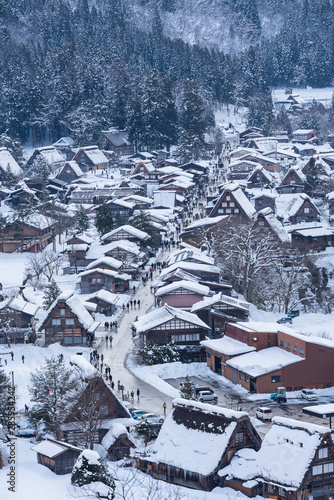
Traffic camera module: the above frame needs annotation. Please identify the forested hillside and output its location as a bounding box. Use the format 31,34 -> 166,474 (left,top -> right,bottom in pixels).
0,0 -> 333,146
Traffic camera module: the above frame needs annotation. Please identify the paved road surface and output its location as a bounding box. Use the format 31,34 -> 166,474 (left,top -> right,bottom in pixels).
96,248 -> 175,418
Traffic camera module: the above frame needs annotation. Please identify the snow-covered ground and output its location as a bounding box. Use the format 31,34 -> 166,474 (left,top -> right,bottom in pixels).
272,86 -> 334,107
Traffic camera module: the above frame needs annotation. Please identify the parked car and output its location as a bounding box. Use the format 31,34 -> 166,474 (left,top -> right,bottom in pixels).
288,310 -> 299,318
137,412 -> 165,424
301,389 -> 318,401
197,391 -> 218,403
131,410 -> 151,419
277,317 -> 292,324
194,386 -> 215,396
256,407 -> 273,420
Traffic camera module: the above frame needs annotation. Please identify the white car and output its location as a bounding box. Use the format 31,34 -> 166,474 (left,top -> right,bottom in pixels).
301,389 -> 318,401
197,391 -> 218,403
137,412 -> 165,424
256,407 -> 273,420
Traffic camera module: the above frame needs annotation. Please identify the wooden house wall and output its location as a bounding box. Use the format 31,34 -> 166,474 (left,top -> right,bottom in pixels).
44,301 -> 88,346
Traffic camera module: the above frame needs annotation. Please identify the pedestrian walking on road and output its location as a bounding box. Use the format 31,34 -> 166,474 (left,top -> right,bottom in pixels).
11,352 -> 14,361
22,355 -> 25,363
137,299 -> 140,308
101,353 -> 104,363
109,335 -> 112,343
137,388 -> 140,401
163,402 -> 167,415
127,303 -> 130,311
131,390 -> 134,402
133,299 -> 136,307
133,285 -> 135,293
122,304 -> 125,310
105,335 -> 108,342
130,299 -> 133,308
111,381 -> 115,389
115,321 -> 118,329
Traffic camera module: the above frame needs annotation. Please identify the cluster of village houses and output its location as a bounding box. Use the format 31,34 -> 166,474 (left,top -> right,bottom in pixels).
1,122 -> 334,497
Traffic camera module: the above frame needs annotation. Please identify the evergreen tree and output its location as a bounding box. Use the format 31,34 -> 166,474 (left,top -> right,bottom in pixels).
180,375 -> 196,400
29,357 -> 78,438
0,367 -> 11,428
178,79 -> 207,162
95,202 -> 114,236
304,157 -> 319,197
74,205 -> 90,233
42,280 -> 61,310
71,449 -> 115,495
130,210 -> 157,246
1,165 -> 17,188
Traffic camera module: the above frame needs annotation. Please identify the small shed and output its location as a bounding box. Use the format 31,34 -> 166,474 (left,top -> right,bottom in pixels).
31,438 -> 82,475
102,422 -> 136,461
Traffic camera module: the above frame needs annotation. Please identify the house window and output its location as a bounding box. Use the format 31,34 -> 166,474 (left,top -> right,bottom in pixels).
60,309 -> 65,315
207,352 -> 211,358
234,208 -> 240,214
292,344 -> 297,352
226,209 -> 232,214
226,196 -> 231,201
279,339 -> 284,346
230,202 -> 235,207
64,336 -> 72,344
221,202 -> 227,207
323,463 -> 334,473
304,207 -> 310,214
235,432 -> 244,445
319,447 -> 328,459
286,341 -> 290,349
52,319 -> 61,326
312,465 -> 323,476
100,405 -> 108,415
259,221 -> 265,226
73,337 -> 82,343
66,318 -> 74,325
239,373 -> 243,380
278,487 -> 285,497
268,485 -> 274,494
271,375 -> 281,383
245,375 -> 249,383
300,347 -> 304,355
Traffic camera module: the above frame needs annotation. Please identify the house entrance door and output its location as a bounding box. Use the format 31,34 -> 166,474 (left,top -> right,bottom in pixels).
231,368 -> 238,384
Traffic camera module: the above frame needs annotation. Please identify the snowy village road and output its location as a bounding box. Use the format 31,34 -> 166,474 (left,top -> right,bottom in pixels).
99,248 -> 176,418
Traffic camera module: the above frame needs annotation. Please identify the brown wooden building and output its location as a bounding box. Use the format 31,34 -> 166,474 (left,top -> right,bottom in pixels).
37,291 -> 99,346
136,399 -> 261,491
31,438 -> 82,475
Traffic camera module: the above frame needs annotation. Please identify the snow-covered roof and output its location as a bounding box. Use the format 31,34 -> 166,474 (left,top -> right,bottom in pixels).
102,422 -> 128,449
292,226 -> 334,237
59,160 -> 83,177
226,346 -> 304,377
86,256 -> 122,271
185,215 -> 228,230
228,321 -> 294,334
144,398 -> 247,475
155,280 -> 210,297
0,147 -> 22,176
65,233 -> 93,245
108,198 -> 134,209
191,293 -> 250,313
31,439 -> 82,458
255,209 -> 290,243
220,416 -> 330,489
302,403 -> 334,417
0,296 -> 39,316
133,304 -> 210,333
275,193 -> 320,220
101,225 -> 149,241
123,194 -> 153,204
160,261 -> 220,278
36,146 -> 64,164
24,213 -> 55,230
78,146 -> 108,165
153,190 -> 176,208
247,165 -> 274,183
201,336 -> 256,356
167,248 -> 215,267
292,129 -> 316,135
85,289 -> 128,307
101,239 -> 141,256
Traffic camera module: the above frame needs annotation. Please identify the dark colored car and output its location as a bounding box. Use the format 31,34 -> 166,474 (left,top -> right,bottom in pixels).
277,317 -> 292,324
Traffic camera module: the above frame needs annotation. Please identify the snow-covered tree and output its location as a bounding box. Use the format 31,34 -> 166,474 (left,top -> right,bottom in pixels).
42,280 -> 61,310
28,357 -> 78,438
180,375 -> 195,400
0,367 -> 11,428
71,449 -> 115,495
140,341 -> 180,365
74,205 -> 90,233
95,202 -> 114,237
214,222 -> 281,303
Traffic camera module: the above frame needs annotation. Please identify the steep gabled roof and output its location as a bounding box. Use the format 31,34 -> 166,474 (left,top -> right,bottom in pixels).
142,399 -> 250,476
220,416 -> 331,489
101,224 -> 149,241
133,304 -> 210,333
155,280 -> 210,297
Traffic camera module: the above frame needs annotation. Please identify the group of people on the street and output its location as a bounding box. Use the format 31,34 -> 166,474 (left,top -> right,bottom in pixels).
104,321 -> 118,330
